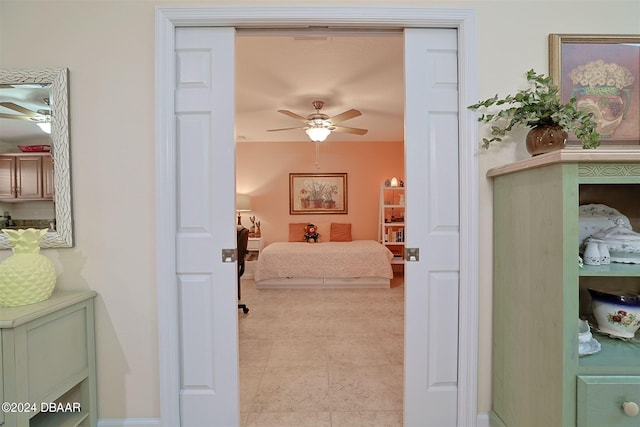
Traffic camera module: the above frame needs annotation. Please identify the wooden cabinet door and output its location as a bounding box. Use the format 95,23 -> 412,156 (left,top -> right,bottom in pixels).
15,155 -> 42,199
42,154 -> 54,199
0,157 -> 15,198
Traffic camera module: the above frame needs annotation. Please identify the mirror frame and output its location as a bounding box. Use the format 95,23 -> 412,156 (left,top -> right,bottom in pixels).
0,68 -> 73,248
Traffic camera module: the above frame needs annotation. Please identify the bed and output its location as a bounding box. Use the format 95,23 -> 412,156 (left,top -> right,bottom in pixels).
254,240 -> 394,289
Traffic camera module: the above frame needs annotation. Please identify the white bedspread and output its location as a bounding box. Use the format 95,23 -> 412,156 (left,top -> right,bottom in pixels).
254,240 -> 394,282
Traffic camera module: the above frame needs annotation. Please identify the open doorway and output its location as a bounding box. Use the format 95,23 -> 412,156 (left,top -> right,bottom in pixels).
234,32 -> 406,423
234,31 -> 404,241
156,6 -> 478,426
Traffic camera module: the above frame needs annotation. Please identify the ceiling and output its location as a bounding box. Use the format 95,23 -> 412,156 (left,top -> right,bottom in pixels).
0,85 -> 51,142
0,32 -> 405,144
235,32 -> 405,143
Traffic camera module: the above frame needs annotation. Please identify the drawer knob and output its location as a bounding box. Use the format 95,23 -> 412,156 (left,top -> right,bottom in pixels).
623,402 -> 639,417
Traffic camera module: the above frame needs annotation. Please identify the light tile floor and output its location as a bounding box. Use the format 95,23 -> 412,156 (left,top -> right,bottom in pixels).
238,273 -> 404,427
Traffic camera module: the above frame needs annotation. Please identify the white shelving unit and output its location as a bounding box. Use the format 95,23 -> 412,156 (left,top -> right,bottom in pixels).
378,183 -> 405,265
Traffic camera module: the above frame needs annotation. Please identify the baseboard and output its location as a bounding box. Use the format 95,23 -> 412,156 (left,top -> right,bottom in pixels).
477,412 -> 491,427
98,419 -> 161,427
99,414 -> 487,427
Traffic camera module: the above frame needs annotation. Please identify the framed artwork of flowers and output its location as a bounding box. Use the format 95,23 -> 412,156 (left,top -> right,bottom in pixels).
289,173 -> 347,215
549,34 -> 640,145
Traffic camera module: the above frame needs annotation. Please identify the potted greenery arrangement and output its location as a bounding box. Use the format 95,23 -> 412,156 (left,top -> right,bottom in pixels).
468,69 -> 600,155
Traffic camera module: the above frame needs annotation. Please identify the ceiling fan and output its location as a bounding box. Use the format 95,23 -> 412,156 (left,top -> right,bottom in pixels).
0,101 -> 51,123
267,100 -> 368,142
0,101 -> 52,134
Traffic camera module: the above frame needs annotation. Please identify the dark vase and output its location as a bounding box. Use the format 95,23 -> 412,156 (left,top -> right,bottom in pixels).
525,124 -> 567,156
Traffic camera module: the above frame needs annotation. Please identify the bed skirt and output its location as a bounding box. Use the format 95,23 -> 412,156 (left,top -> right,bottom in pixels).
255,276 -> 390,289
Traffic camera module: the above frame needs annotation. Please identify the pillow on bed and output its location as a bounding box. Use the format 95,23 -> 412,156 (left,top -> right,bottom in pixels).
315,222 -> 331,242
330,223 -> 352,242
288,223 -> 308,242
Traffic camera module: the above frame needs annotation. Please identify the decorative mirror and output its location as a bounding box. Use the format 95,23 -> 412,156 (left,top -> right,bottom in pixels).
0,68 -> 72,248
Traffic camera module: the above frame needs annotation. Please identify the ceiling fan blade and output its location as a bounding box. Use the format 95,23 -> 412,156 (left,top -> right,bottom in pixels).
328,108 -> 361,124
0,102 -> 37,117
332,125 -> 368,135
267,126 -> 306,132
277,110 -> 309,123
0,113 -> 35,121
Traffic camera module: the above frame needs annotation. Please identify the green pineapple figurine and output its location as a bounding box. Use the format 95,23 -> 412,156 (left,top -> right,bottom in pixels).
0,229 -> 56,307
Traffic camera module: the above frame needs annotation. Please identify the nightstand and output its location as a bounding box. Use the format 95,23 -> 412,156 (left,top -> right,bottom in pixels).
244,237 -> 263,279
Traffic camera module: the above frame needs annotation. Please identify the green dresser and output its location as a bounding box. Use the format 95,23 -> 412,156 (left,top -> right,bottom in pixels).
488,148 -> 640,427
0,290 -> 97,427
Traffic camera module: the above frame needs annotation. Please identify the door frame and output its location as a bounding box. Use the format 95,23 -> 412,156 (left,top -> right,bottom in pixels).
155,5 -> 479,426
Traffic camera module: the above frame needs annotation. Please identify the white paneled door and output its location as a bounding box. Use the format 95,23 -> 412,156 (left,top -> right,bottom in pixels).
404,28 -> 460,427
174,27 -> 240,427
162,9 -> 476,426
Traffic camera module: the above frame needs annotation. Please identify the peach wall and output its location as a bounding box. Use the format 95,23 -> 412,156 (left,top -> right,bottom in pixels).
236,140 -> 404,245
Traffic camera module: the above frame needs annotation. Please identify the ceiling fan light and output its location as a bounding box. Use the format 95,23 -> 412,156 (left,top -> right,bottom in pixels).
305,126 -> 330,142
36,122 -> 51,134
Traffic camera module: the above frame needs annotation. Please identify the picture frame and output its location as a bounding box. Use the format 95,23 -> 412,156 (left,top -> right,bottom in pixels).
289,173 -> 347,215
549,34 -> 640,145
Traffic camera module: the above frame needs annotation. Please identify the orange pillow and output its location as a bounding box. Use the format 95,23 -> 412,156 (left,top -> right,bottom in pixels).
330,223 -> 352,242
288,223 -> 308,242
315,222 -> 331,242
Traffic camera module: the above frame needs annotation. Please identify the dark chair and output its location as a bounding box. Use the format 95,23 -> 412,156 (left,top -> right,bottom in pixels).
237,226 -> 250,313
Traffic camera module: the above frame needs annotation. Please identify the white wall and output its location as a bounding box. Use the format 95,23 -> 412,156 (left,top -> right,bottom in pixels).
1,0 -> 638,420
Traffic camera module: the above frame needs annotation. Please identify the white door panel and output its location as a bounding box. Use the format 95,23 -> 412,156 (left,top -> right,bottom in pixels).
427,272 -> 459,385
179,275 -> 216,386
404,28 -> 460,427
175,27 -> 240,427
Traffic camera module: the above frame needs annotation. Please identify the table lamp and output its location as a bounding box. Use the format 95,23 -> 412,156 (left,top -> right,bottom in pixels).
236,194 -> 252,226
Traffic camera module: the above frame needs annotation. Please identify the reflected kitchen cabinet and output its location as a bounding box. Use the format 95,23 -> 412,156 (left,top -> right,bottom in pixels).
0,153 -> 53,201
42,155 -> 54,199
0,156 -> 13,199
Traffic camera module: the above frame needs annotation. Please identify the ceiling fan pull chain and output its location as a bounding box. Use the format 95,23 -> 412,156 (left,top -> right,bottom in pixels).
315,141 -> 320,170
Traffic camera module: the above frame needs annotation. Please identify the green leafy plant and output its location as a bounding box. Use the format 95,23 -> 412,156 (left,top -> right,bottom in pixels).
468,69 -> 600,149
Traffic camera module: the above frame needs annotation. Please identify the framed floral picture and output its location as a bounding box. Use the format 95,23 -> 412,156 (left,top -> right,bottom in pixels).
289,173 -> 347,215
549,34 -> 640,145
